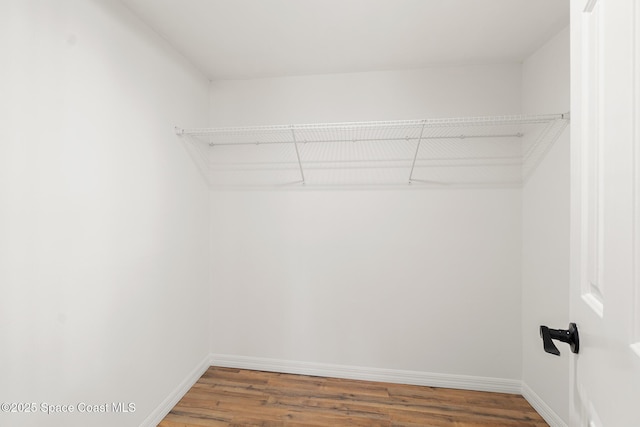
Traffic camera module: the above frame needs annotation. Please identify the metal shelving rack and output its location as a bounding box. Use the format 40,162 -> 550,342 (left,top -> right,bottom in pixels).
176,113 -> 569,188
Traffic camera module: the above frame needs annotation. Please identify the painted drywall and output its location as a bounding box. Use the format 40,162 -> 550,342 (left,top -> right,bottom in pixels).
521,27 -> 570,424
208,66 -> 524,380
0,2 -> 210,426
209,65 -> 523,126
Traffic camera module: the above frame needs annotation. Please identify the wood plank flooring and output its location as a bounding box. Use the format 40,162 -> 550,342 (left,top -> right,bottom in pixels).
159,367 -> 548,427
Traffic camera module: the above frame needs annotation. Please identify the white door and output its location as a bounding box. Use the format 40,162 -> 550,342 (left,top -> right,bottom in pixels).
570,0 -> 640,425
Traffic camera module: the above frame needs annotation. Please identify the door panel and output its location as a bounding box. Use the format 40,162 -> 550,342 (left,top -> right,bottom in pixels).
582,0 -> 605,317
633,0 -> 640,360
570,0 -> 640,425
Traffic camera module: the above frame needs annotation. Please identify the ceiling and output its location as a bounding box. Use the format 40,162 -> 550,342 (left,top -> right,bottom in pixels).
120,0 -> 569,81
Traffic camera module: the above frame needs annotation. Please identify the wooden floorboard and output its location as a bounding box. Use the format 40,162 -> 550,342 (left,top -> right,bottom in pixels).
158,367 -> 548,427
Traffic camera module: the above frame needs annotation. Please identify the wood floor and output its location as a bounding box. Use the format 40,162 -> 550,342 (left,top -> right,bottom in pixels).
159,367 -> 547,427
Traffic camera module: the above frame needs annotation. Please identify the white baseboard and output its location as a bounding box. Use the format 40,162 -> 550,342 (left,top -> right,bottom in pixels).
521,382 -> 568,427
140,353 -> 211,427
209,353 -> 522,394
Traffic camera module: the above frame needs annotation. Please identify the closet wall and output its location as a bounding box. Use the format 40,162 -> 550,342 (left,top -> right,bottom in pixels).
521,27 -> 570,424
0,2 -> 210,426
208,65 -> 524,381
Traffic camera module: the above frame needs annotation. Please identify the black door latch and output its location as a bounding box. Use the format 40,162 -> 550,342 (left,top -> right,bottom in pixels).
539,323 -> 579,356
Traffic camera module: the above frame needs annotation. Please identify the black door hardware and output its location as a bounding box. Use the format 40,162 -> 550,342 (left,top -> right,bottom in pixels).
539,323 -> 579,356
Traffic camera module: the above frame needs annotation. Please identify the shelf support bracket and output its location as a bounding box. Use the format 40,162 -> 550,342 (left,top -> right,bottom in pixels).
408,121 -> 427,184
291,126 -> 306,184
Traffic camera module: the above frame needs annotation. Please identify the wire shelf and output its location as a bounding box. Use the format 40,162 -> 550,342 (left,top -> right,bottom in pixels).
176,113 -> 569,188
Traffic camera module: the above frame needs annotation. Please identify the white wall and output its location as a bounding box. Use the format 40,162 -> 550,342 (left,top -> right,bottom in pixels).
209,66 -> 524,381
521,27 -> 570,424
209,65 -> 522,125
0,2 -> 210,426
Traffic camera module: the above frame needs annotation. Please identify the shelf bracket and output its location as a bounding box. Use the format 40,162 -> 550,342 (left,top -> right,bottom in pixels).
408,121 -> 427,184
291,126 -> 306,184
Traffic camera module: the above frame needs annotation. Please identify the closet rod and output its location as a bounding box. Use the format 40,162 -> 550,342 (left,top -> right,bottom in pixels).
187,133 -> 524,147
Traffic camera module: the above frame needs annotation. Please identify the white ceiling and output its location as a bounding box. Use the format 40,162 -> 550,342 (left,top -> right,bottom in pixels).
121,0 -> 569,81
